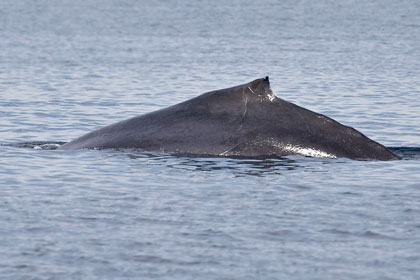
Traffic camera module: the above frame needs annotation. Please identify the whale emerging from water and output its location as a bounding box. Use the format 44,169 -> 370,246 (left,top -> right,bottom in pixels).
61,77 -> 400,160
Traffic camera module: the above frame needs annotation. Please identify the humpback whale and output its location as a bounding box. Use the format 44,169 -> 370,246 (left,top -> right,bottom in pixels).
61,77 -> 400,160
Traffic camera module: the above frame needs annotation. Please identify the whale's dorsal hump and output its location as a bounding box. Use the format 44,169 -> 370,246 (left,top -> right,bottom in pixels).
248,76 -> 276,102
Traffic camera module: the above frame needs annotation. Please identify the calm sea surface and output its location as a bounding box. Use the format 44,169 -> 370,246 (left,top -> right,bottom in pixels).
1,0 -> 420,279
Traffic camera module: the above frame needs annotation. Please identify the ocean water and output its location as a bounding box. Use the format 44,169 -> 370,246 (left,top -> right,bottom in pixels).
1,0 -> 420,279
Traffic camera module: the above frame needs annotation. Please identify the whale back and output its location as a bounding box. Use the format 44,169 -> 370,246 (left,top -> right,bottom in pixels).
61,77 -> 400,160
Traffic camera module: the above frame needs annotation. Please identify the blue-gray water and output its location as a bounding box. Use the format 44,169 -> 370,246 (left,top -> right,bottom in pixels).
1,0 -> 420,279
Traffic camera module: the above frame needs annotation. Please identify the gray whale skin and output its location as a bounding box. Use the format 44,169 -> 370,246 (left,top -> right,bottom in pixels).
61,77 -> 400,160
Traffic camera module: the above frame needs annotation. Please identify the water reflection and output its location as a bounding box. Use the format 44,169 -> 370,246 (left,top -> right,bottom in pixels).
122,149 -> 337,176
389,147 -> 420,160
5,142 -> 420,177
3,141 -> 66,150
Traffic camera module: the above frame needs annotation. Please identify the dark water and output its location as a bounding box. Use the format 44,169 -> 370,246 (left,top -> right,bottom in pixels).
1,0 -> 420,279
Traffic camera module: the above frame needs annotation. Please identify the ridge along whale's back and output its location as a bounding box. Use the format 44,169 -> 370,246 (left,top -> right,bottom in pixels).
60,77 -> 400,161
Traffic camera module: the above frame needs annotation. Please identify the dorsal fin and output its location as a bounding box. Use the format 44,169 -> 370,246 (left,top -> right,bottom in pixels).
248,76 -> 275,101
